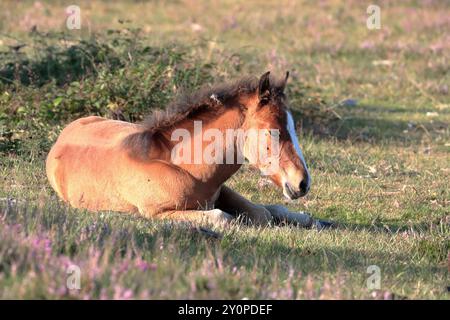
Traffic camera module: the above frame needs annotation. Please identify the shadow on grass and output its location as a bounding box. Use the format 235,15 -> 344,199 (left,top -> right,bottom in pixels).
331,220 -> 436,234
1,200 -> 445,283
291,104 -> 448,145
227,230 -> 445,288
0,40 -> 122,87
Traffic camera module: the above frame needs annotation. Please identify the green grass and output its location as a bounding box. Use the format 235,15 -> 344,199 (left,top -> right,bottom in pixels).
0,0 -> 449,299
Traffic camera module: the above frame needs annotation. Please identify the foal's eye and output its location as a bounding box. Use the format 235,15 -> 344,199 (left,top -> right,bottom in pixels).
259,97 -> 270,106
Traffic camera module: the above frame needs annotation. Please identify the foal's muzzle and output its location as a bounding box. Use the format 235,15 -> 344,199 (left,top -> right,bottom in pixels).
284,176 -> 310,200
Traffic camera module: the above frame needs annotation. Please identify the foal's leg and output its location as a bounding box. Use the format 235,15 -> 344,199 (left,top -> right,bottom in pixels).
215,186 -> 272,226
155,209 -> 233,226
125,160 -> 233,227
264,205 -> 313,227
264,205 -> 334,229
215,186 -> 327,228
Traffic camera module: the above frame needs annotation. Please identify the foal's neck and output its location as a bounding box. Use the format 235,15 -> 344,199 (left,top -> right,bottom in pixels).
168,104 -> 246,188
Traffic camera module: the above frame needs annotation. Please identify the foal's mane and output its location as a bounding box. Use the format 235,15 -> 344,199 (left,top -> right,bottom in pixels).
122,74 -> 285,160
141,76 -> 258,133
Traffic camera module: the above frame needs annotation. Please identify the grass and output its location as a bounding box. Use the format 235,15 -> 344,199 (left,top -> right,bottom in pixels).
0,0 -> 449,299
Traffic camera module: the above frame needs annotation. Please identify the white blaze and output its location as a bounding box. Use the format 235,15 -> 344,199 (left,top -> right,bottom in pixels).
285,111 -> 310,186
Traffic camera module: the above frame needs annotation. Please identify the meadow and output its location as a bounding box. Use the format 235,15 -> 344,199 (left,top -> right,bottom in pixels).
0,0 -> 448,299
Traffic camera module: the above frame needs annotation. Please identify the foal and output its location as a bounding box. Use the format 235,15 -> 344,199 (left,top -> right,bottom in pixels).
46,72 -> 329,228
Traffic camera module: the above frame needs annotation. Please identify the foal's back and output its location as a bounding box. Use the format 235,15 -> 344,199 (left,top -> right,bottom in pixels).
56,116 -> 138,146
46,116 -> 142,211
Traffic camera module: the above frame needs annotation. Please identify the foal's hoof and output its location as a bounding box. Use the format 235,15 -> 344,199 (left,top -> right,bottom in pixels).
247,207 -> 272,227
196,227 -> 223,239
312,219 -> 335,230
208,209 -> 233,227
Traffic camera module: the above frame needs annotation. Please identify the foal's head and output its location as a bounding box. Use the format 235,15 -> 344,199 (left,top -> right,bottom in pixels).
241,71 -> 310,200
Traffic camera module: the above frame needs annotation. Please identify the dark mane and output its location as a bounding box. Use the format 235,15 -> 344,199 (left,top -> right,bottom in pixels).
122,74 -> 286,160
141,76 -> 258,133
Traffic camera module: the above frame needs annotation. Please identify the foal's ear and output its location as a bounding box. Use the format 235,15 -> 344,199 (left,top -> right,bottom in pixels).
280,71 -> 289,92
258,71 -> 271,103
284,71 -> 289,86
